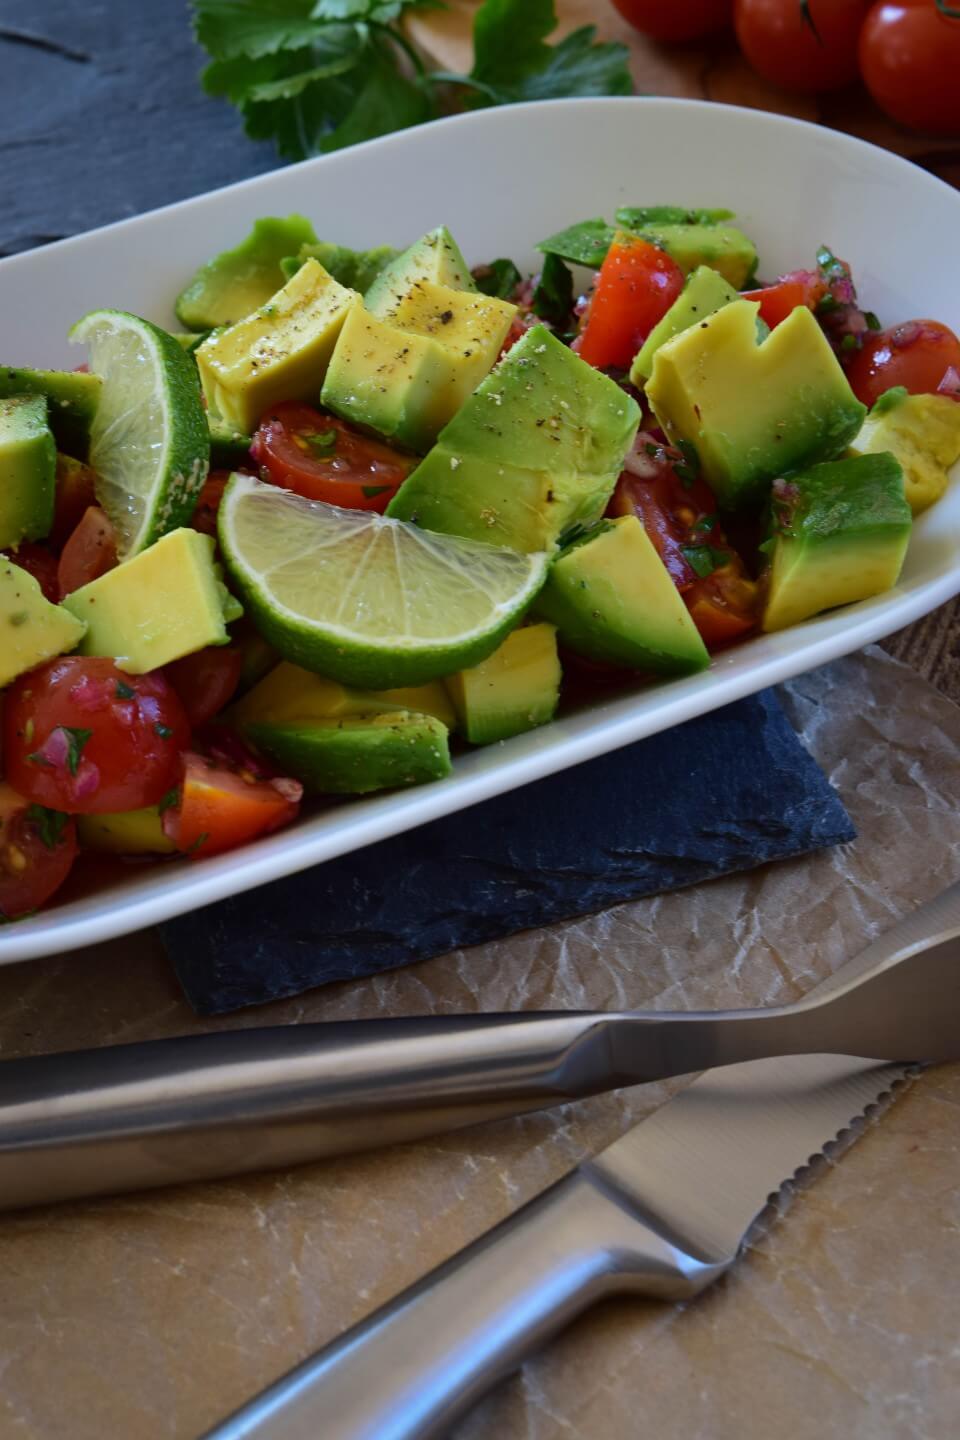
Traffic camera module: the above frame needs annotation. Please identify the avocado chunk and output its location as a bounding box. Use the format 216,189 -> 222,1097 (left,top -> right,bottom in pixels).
0,559 -> 86,686
364,227 -> 476,316
630,266 -> 739,385
245,712 -> 452,795
175,214 -> 319,331
445,623 -> 561,745
62,528 -> 242,673
77,806 -> 176,856
231,659 -> 456,731
536,517 -> 710,675
280,241 -> 399,293
195,259 -> 359,433
386,325 -> 640,552
321,283 -> 516,452
207,412 -> 252,467
636,222 -> 757,289
848,390 -> 960,515
0,367 -> 102,460
647,301 -> 867,510
761,454 -> 912,633
0,394 -> 57,549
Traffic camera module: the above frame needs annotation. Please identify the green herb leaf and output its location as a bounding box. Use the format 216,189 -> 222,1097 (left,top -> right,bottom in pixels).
154,724 -> 175,740
115,680 -> 136,700
864,310 -> 882,332
673,438 -> 702,485
532,252 -> 574,329
681,544 -> 729,579
63,727 -> 93,777
25,805 -> 70,851
536,217 -> 616,268
194,0 -> 328,62
192,0 -> 631,161
472,258 -> 523,299
361,485 -> 390,497
157,788 -> 180,815
304,429 -> 338,456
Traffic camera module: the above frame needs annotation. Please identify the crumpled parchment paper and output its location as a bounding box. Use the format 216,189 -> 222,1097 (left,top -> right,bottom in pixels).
0,646 -> 958,1440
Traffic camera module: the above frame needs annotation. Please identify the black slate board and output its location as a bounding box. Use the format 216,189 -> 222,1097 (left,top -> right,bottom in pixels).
162,690 -> 855,1014
0,1 -> 274,258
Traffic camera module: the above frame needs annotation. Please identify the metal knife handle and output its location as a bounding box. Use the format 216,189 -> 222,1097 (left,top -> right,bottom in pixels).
201,1169 -> 725,1440
0,1013 -> 623,1211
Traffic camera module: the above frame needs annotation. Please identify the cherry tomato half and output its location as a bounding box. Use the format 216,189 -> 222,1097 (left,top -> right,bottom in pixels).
610,440 -> 759,649
57,505 -> 117,598
610,0 -> 733,42
742,269 -> 827,328
162,751 -> 301,859
577,236 -> 685,371
3,657 -> 191,814
0,783 -> 78,920
49,455 -> 98,551
191,470 -> 233,538
845,319 -> 960,407
166,647 -> 243,729
860,1 -> 960,137
734,0 -> 873,91
252,404 -> 414,513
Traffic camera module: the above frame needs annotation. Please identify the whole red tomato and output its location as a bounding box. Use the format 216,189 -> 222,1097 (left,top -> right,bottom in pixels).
860,1 -> 960,136
734,0 -> 873,90
611,0 -> 733,42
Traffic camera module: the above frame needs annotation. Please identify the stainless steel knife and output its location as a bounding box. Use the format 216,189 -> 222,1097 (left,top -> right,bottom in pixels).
200,1047 -> 913,1440
1,879 -> 958,1212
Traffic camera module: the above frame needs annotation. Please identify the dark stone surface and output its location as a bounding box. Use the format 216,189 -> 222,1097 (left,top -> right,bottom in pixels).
163,691 -> 855,1014
0,0 -> 275,257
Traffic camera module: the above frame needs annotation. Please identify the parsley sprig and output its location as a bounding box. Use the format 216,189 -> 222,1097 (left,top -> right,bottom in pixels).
192,0 -> 632,159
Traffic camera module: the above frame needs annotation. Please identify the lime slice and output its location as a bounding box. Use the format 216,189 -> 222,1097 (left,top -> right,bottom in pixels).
218,474 -> 549,688
69,309 -> 210,558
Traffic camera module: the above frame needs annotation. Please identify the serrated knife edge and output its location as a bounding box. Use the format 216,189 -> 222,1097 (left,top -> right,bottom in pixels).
588,1055 -> 914,1265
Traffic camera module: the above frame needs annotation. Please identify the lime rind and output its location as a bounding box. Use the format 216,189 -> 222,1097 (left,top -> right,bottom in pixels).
218,474 -> 548,689
69,309 -> 210,558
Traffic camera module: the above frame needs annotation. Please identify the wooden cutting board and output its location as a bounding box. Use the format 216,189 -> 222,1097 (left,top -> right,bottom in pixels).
409,0 -> 960,701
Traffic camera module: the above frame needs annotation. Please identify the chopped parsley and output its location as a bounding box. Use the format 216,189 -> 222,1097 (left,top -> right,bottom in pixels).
115,680 -> 136,700
154,723 -> 174,740
25,805 -> 70,851
681,544 -> 730,579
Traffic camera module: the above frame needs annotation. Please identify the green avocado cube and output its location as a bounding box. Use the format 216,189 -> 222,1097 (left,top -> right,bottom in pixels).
647,300 -> 867,510
62,527 -> 241,673
0,559 -> 86,686
848,390 -> 960,516
175,214 -> 319,331
195,259 -> 360,433
280,241 -> 400,294
0,394 -> 57,549
207,412 -> 252,467
245,711 -> 452,795
631,266 -> 739,385
0,368 -> 102,460
321,284 -> 516,453
386,325 -> 640,552
445,622 -> 561,745
535,516 -> 710,675
761,453 -> 912,633
634,223 -> 758,289
364,227 -> 476,316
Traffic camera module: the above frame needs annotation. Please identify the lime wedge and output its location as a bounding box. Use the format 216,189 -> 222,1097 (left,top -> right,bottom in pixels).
69,309 -> 210,558
218,474 -> 549,688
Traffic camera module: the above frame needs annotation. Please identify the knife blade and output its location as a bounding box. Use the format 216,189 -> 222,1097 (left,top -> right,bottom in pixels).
3,880 -> 957,1213
202,1050 -> 912,1440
